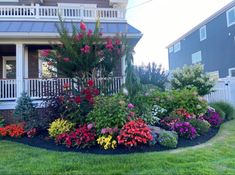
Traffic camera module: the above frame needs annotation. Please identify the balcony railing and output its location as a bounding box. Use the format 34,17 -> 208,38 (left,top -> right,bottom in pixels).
0,77 -> 123,101
0,5 -> 126,22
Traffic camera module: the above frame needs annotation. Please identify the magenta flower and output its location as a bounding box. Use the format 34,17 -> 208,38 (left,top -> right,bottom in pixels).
63,57 -> 70,62
87,29 -> 92,37
81,45 -> 90,54
128,103 -> 134,109
80,22 -> 86,31
87,123 -> 93,130
75,33 -> 83,41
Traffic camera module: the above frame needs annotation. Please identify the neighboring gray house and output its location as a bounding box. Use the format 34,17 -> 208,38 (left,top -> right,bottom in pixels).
167,0 -> 235,79
0,0 -> 142,110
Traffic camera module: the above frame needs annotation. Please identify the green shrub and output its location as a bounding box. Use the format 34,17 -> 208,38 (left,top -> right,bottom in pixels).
48,118 -> 74,138
157,130 -> 178,148
210,102 -> 235,120
171,64 -> 215,96
152,88 -> 208,116
189,118 -> 211,135
0,116 -> 4,127
209,104 -> 226,120
86,95 -> 129,132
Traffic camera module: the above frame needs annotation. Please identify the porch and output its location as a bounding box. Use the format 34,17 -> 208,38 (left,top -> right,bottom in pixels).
0,43 -> 124,106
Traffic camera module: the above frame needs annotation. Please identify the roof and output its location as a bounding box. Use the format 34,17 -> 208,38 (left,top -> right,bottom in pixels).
0,21 -> 142,37
167,0 -> 235,48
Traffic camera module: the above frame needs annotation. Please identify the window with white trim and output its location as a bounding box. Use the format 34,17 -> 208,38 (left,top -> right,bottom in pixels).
174,42 -> 181,53
192,51 -> 202,64
207,71 -> 219,81
229,67 -> 235,77
227,7 -> 235,27
2,56 -> 16,79
38,50 -> 57,78
169,46 -> 173,53
200,25 -> 207,41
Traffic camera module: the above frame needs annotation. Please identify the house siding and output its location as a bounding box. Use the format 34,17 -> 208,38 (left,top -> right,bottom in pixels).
168,9 -> 235,78
0,0 -> 110,7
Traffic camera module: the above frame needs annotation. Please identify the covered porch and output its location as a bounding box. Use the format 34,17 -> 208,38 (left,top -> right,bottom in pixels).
0,43 -> 124,103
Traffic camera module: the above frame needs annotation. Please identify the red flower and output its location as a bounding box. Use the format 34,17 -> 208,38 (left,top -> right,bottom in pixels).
63,83 -> 70,89
75,33 -> 83,41
63,57 -> 70,62
81,45 -> 90,54
105,39 -> 114,51
80,22 -> 87,31
87,29 -> 93,37
75,96 -> 81,104
92,88 -> 100,96
47,61 -> 53,66
87,80 -> 95,87
40,49 -> 50,57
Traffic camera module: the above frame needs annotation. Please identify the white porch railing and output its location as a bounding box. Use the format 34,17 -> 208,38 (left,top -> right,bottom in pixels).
0,79 -> 16,100
0,5 -> 126,22
0,77 -> 123,101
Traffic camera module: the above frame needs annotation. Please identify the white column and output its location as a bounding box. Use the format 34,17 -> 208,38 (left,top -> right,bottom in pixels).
16,43 -> 25,98
24,46 -> 29,94
121,55 -> 126,84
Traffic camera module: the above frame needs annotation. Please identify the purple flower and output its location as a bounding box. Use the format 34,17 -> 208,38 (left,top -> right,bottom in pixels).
128,103 -> 134,109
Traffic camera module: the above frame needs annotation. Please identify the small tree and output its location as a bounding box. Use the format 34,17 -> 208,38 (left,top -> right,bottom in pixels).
171,64 -> 215,96
14,92 -> 37,122
135,62 -> 168,91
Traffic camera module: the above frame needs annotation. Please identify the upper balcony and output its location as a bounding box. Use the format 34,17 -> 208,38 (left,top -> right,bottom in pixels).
0,4 -> 126,22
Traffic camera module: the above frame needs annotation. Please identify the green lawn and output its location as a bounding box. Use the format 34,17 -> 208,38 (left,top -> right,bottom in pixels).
1,120 -> 235,175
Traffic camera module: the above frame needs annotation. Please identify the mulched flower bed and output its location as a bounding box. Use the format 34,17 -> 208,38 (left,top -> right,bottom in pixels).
0,127 -> 219,155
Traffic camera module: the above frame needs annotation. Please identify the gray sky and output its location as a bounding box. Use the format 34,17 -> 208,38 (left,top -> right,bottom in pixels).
126,0 -> 233,69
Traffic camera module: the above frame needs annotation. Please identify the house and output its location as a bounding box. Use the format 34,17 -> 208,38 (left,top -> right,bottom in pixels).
167,0 -> 235,80
0,0 -> 142,110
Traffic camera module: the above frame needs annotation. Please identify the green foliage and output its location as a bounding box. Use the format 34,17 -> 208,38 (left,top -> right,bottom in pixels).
125,47 -> 141,99
14,92 -> 37,122
210,101 -> 235,120
152,88 -> 208,116
189,118 -> 211,135
0,116 -> 5,127
157,130 -> 178,148
48,118 -> 74,138
86,95 -> 128,132
171,64 -> 215,96
135,63 -> 168,91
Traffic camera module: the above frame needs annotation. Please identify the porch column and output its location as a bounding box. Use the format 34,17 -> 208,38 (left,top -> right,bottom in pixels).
16,43 -> 25,98
121,55 -> 126,84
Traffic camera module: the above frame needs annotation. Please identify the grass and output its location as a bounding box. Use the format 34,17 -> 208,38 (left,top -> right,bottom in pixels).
1,120 -> 235,175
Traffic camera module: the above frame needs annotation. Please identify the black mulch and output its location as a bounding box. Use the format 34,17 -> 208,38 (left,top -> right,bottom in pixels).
0,127 -> 219,155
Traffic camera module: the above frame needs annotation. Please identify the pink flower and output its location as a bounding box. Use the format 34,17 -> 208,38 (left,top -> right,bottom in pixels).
128,103 -> 134,109
40,49 -> 50,57
101,128 -> 107,134
105,39 -> 114,51
75,33 -> 83,41
87,123 -> 93,130
81,45 -> 90,54
63,57 -> 70,62
87,29 -> 92,37
80,22 -> 87,31
115,39 -> 121,45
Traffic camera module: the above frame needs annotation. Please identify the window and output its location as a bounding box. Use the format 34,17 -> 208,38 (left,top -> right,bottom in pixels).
192,51 -> 202,64
38,50 -> 57,78
174,42 -> 181,53
169,46 -> 173,53
2,56 -> 16,79
229,67 -> 235,77
200,25 -> 207,41
207,71 -> 219,81
227,7 -> 235,27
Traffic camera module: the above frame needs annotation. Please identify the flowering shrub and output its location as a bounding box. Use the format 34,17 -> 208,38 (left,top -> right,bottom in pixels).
174,108 -> 192,120
56,124 -> 96,148
117,119 -> 153,148
0,123 -> 25,138
172,122 -> 197,140
203,109 -> 223,127
157,130 -> 178,148
97,135 -> 117,150
160,116 -> 180,130
48,118 -> 74,138
189,118 -> 211,135
27,128 -> 37,138
87,95 -> 129,132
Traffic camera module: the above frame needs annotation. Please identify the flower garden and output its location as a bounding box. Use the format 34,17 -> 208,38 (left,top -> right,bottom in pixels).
0,21 -> 234,155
